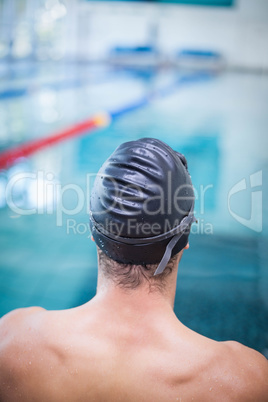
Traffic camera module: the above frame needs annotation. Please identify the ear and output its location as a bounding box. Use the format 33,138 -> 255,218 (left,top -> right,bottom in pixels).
91,236 -> 95,242
184,243 -> 189,250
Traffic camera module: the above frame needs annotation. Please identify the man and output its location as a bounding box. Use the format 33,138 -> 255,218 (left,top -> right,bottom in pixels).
0,138 -> 267,401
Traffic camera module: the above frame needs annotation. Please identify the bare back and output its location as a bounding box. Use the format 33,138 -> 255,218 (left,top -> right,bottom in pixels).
1,303 -> 268,402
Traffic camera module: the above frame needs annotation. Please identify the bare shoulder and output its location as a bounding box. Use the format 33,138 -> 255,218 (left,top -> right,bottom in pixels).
0,306 -> 46,356
0,307 -> 49,369
224,340 -> 268,375
0,306 -> 45,322
0,307 -> 47,399
0,306 -> 45,340
220,340 -> 268,401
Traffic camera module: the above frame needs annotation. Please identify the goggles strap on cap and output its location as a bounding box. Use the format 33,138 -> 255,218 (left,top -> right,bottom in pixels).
153,233 -> 183,276
153,212 -> 197,276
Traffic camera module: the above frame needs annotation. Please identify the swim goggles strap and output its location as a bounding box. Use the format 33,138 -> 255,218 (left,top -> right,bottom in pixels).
153,211 -> 197,276
153,233 -> 184,276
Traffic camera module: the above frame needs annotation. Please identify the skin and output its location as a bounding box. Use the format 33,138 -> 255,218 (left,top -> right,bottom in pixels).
0,245 -> 268,402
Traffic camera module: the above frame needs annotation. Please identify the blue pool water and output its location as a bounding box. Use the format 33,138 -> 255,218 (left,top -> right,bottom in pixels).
0,63 -> 267,354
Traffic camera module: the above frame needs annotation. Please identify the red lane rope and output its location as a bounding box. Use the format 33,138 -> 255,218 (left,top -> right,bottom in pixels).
0,113 -> 110,170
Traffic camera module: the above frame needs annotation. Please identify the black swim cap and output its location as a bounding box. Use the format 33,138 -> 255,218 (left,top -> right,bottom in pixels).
89,138 -> 196,275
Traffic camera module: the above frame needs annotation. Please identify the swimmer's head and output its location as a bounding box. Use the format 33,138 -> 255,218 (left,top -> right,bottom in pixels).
89,138 -> 196,284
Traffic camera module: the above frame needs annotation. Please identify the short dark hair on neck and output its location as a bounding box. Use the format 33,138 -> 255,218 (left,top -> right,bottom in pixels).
97,248 -> 179,291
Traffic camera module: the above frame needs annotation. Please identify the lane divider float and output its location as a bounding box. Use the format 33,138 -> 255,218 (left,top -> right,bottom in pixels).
0,71 -> 212,170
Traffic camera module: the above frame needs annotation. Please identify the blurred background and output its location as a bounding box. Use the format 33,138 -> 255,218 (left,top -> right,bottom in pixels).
0,0 -> 267,355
